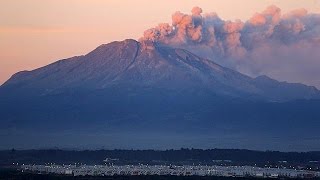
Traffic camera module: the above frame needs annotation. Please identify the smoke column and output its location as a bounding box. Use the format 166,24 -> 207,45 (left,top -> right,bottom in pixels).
140,6 -> 320,88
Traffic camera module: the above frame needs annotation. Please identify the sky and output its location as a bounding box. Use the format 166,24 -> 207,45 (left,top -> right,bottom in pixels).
1,0 -> 320,86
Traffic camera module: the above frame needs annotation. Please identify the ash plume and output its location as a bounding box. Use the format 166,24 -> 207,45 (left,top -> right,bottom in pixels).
140,6 -> 320,88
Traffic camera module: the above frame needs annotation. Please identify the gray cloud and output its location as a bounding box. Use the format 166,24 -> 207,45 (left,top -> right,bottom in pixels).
140,6 -> 320,88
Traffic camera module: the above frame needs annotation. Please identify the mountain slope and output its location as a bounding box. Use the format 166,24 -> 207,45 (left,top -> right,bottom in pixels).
1,39 -> 319,101
1,39 -> 320,150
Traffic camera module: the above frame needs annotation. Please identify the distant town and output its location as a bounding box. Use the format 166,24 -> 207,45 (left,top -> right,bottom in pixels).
21,164 -> 320,178
2,149 -> 320,179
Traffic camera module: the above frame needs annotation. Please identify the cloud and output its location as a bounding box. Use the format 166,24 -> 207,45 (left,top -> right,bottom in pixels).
140,5 -> 320,88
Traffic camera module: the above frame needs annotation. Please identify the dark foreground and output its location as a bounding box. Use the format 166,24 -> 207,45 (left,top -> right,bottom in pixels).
1,149 -> 320,170
0,169 -> 316,180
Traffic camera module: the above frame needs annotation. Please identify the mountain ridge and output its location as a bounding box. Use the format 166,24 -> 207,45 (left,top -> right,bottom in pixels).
1,39 -> 320,150
1,39 -> 319,102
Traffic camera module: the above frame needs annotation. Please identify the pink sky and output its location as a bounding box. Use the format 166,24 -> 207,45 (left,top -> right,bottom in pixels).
1,0 -> 319,85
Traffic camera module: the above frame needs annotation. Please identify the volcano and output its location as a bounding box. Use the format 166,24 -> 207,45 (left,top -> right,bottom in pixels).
1,39 -> 320,151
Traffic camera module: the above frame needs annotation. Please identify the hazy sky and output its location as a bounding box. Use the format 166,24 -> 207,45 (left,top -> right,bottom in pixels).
1,0 -> 319,85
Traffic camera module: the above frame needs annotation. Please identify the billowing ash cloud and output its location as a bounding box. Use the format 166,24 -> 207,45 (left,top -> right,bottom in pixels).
140,6 -> 320,88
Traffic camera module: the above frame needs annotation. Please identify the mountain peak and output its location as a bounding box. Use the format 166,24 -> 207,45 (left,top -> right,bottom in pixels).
139,40 -> 156,51
1,39 -> 319,101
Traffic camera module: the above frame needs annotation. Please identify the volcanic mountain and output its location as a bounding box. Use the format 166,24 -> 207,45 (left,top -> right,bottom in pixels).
1,39 -> 319,101
1,39 -> 320,150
